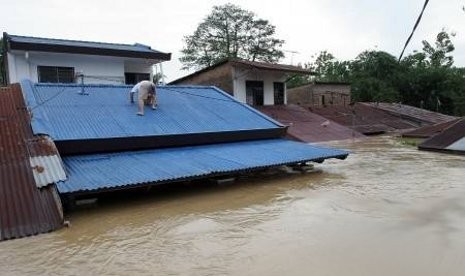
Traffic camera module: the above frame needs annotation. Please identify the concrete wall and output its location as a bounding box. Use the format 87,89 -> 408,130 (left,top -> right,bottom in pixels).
232,67 -> 287,105
7,50 -> 153,84
172,63 -> 234,94
287,83 -> 351,107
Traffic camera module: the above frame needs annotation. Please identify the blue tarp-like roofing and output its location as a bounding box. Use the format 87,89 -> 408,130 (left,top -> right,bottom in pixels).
58,139 -> 348,194
21,81 -> 282,141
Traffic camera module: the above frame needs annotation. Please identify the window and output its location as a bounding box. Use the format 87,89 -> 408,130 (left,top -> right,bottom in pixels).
245,81 -> 264,106
273,82 -> 285,105
125,73 -> 150,85
38,66 -> 75,83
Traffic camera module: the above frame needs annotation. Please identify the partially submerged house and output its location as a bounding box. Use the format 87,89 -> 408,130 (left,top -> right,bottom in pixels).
310,103 -> 458,135
287,81 -> 351,107
169,58 -> 312,106
418,118 -> 465,155
2,32 -> 171,85
169,59 -> 362,143
17,80 -> 348,203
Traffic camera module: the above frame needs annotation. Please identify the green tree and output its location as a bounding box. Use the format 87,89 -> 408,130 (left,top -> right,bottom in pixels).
180,3 -> 284,70
421,30 -> 455,68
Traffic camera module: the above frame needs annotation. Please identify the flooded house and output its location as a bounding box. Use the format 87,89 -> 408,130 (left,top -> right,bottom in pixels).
0,34 -> 349,241
418,117 -> 465,155
287,81 -> 352,108
170,59 -> 361,142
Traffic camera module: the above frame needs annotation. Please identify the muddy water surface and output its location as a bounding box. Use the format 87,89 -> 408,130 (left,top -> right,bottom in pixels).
1,136 -> 465,275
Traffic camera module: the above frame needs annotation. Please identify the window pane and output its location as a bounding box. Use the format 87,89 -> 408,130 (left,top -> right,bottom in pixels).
38,66 -> 74,83
57,67 -> 75,83
38,66 -> 58,83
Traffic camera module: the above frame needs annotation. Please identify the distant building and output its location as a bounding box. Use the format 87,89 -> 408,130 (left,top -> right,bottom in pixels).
287,81 -> 351,107
2,32 -> 171,85
169,58 -> 312,106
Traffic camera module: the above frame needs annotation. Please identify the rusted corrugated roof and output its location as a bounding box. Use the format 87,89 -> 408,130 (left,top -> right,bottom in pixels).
256,105 -> 364,142
402,118 -> 462,138
418,118 -> 465,154
0,84 -> 63,241
311,103 -> 420,134
362,102 -> 457,124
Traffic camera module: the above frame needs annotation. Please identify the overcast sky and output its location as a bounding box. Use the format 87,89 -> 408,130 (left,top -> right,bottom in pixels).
2,0 -> 465,81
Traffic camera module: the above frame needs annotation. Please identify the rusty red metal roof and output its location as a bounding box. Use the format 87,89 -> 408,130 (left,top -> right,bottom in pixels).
362,102 -> 457,125
0,84 -> 63,241
310,103 -> 421,134
402,118 -> 462,138
256,105 -> 364,142
418,118 -> 465,154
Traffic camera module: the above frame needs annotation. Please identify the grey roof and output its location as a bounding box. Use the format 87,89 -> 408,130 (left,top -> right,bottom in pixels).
4,33 -> 171,60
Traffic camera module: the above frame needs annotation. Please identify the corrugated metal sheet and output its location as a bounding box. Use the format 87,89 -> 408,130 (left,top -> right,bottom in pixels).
21,80 -> 281,141
362,102 -> 457,124
311,103 -> 420,134
8,34 -> 164,54
402,118 -> 462,138
58,139 -> 348,194
256,105 -> 364,142
30,155 -> 67,188
419,118 -> 465,154
0,84 -> 63,241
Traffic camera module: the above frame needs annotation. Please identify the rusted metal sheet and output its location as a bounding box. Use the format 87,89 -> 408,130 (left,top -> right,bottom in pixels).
311,103 -> 419,134
256,105 -> 364,142
362,102 -> 457,125
402,118 -> 462,138
0,84 -> 63,241
419,118 -> 465,154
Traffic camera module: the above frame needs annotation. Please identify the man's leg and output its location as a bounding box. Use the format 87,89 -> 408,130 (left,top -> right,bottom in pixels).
137,99 -> 144,115
130,91 -> 135,103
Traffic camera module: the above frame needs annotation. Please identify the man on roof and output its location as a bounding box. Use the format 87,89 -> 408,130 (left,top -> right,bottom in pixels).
130,80 -> 158,116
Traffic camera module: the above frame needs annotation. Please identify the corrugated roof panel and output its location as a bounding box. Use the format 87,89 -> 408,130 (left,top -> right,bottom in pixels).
30,155 -> 67,188
58,139 -> 348,194
419,118 -> 465,154
21,81 -> 281,141
0,85 -> 63,241
256,105 -> 365,142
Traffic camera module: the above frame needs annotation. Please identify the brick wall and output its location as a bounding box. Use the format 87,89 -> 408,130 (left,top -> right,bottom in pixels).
287,83 -> 351,107
173,63 -> 234,95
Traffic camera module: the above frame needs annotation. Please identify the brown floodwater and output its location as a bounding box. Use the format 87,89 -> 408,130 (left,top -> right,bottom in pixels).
1,136 -> 465,276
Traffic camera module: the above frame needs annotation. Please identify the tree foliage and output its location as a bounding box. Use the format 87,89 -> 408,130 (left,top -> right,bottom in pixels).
180,3 -> 284,70
290,30 -> 465,116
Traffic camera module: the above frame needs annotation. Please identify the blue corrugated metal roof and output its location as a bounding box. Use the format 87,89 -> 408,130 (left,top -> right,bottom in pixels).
8,34 -> 163,54
58,139 -> 348,194
21,80 -> 282,141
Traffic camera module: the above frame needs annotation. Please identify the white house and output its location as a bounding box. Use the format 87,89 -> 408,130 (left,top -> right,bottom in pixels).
169,59 -> 312,106
2,32 -> 171,85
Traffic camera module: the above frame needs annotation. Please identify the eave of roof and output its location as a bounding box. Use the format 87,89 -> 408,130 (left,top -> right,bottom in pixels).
169,58 -> 313,84
4,33 -> 171,61
58,138 -> 349,195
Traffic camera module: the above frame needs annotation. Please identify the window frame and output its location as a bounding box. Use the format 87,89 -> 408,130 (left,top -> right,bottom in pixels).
37,66 -> 75,83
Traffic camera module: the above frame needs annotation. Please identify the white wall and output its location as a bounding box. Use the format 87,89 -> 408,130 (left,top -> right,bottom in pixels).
7,50 -> 154,84
232,67 -> 287,105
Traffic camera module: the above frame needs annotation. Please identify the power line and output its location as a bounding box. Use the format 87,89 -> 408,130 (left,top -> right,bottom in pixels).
398,0 -> 430,62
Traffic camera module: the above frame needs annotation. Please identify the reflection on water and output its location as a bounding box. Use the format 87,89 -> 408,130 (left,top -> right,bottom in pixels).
2,136 -> 465,276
